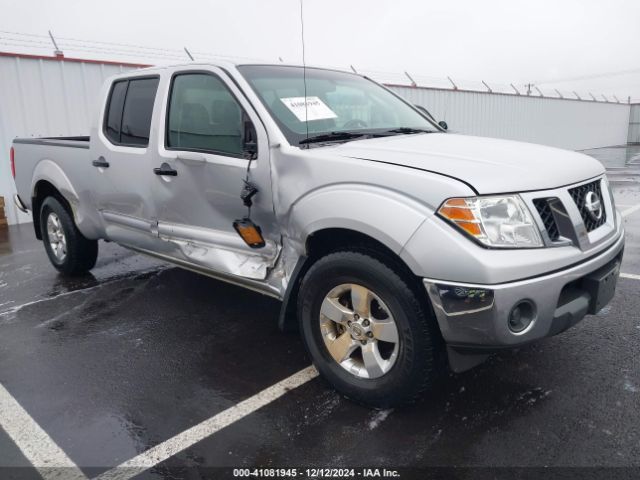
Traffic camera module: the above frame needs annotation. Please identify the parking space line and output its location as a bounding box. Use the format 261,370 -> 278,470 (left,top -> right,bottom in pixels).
0,383 -> 88,480
621,203 -> 640,217
95,366 -> 319,480
621,272 -> 640,281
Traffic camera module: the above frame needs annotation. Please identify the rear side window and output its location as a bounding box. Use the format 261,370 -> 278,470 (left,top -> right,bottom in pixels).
105,81 -> 127,144
104,77 -> 159,147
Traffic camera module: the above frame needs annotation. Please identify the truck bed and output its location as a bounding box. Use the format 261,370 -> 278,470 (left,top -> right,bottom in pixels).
13,136 -> 90,149
12,135 -> 92,217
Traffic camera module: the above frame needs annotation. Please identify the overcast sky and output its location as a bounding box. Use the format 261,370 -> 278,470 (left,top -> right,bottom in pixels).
2,0 -> 640,100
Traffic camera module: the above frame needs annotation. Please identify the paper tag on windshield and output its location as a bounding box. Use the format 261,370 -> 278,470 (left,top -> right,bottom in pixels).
280,96 -> 338,122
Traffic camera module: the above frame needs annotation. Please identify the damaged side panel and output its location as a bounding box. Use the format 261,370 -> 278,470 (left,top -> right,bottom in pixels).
256,144 -> 474,311
263,235 -> 306,296
146,65 -> 284,290
157,221 -> 281,281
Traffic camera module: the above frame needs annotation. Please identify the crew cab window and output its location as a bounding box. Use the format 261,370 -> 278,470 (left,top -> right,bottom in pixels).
166,73 -> 252,158
105,81 -> 127,144
104,77 -> 159,147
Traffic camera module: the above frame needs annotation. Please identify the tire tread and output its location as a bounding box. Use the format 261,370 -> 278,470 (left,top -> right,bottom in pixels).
40,196 -> 98,275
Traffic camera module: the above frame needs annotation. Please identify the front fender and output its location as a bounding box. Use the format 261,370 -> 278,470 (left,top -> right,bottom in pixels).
288,183 -> 433,255
276,185 -> 433,332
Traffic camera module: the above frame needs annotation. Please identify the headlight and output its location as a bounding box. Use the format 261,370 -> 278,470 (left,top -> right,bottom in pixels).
437,195 -> 543,248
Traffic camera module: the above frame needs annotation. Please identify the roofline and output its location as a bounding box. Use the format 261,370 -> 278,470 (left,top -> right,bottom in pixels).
0,52 -> 355,75
237,63 -> 359,75
1,51 -> 636,105
0,51 -> 151,68
384,82 -> 633,106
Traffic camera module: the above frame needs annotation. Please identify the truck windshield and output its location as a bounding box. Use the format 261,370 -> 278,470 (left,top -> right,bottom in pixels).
237,65 -> 439,146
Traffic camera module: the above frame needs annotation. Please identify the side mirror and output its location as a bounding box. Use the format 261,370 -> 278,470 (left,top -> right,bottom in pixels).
438,120 -> 448,131
243,120 -> 258,160
243,140 -> 258,160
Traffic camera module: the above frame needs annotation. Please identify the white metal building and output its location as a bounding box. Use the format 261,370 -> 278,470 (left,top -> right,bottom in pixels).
0,51 -> 636,225
387,85 -> 631,150
0,53 -> 143,225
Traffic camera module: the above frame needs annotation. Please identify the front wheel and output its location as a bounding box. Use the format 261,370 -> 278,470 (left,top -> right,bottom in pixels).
40,196 -> 98,275
297,251 -> 444,407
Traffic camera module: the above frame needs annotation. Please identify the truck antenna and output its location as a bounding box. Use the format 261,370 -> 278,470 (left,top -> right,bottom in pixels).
299,0 -> 309,145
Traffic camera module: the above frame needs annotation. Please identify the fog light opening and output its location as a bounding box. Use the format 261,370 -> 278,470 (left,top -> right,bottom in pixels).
508,300 -> 535,333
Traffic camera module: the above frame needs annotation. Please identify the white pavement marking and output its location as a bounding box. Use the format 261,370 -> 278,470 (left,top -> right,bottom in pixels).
0,383 -> 88,480
95,366 -> 319,480
621,203 -> 640,218
621,272 -> 640,281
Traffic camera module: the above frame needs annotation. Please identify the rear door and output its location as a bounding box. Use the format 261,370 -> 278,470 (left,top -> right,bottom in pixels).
91,75 -> 167,251
150,67 -> 278,280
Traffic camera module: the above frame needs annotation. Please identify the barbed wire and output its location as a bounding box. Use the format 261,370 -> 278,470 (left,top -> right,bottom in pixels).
0,30 -> 638,104
0,29 -> 263,61
535,69 -> 640,85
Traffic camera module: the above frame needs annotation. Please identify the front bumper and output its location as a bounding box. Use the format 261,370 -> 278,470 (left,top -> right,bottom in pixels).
424,230 -> 624,356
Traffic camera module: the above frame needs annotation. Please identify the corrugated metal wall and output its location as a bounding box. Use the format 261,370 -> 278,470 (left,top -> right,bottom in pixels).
0,53 -> 635,225
0,55 -> 138,225
629,104 -> 640,144
388,86 -> 631,151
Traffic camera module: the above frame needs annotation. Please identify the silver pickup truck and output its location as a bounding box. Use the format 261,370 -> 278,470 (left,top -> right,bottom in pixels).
11,62 -> 624,407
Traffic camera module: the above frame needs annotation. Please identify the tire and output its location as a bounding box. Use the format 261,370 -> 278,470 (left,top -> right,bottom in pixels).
39,196 -> 98,275
297,250 -> 444,408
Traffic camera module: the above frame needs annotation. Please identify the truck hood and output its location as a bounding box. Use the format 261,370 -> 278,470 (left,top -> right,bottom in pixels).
333,133 -> 605,194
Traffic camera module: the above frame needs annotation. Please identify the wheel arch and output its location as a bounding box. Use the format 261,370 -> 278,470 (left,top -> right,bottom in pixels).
278,227 -> 430,333
31,159 -> 102,240
32,179 -> 74,240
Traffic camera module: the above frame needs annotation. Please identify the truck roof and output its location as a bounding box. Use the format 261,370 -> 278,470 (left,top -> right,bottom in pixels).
118,61 -> 355,77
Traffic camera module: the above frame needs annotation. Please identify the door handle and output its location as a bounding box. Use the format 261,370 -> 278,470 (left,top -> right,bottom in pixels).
153,163 -> 178,176
92,157 -> 110,168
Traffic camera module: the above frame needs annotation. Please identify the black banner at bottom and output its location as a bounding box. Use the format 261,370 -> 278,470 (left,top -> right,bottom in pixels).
2,466 -> 640,480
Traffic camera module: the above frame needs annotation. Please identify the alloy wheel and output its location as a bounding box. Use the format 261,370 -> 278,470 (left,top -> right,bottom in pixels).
46,212 -> 67,261
319,283 -> 399,379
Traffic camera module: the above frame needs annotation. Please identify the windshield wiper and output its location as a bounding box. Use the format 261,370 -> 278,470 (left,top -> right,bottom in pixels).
299,131 -> 366,145
383,127 -> 433,135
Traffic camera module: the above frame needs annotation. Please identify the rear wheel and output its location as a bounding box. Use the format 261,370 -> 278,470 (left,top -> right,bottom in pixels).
39,196 -> 98,275
297,250 -> 444,407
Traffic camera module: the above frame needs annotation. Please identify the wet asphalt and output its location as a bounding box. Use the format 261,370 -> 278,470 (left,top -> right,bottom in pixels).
0,146 -> 639,479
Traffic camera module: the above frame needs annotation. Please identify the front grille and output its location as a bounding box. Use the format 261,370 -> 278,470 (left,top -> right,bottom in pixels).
569,180 -> 607,232
533,198 -> 560,241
